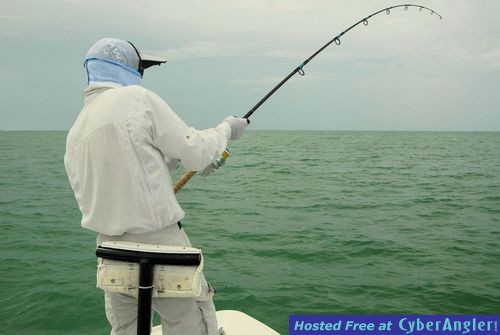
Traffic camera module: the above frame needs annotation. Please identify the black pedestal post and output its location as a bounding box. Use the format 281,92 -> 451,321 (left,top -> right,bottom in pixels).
137,260 -> 154,335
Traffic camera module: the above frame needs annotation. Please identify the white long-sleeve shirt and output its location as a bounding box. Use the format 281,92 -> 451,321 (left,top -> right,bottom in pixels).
64,83 -> 231,236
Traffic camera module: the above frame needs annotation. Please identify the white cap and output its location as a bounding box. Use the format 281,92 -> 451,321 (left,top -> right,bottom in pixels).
128,41 -> 168,70
85,38 -> 167,72
138,50 -> 168,69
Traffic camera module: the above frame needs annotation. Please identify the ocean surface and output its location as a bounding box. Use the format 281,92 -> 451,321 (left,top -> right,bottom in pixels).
1,130 -> 499,334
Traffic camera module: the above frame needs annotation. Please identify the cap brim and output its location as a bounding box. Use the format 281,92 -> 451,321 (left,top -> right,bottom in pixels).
140,51 -> 167,69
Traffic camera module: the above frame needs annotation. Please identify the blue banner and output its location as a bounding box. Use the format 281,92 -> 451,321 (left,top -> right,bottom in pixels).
289,315 -> 500,335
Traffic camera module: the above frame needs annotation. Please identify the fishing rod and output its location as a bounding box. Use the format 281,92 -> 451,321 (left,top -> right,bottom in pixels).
173,3 -> 442,193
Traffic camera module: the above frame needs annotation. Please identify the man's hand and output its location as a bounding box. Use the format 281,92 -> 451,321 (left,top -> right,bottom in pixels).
224,116 -> 250,140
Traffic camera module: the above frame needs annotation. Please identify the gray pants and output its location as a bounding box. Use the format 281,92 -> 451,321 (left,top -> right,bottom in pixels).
97,224 -> 218,335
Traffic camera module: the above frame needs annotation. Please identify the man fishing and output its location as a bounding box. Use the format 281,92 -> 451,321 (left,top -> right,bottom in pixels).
64,37 -> 248,335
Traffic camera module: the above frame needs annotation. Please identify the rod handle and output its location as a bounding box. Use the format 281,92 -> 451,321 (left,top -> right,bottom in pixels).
173,170 -> 197,194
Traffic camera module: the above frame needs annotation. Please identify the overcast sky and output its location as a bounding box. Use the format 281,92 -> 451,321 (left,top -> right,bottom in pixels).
1,0 -> 499,131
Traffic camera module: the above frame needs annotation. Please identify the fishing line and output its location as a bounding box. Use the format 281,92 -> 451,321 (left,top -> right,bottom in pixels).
173,3 -> 442,193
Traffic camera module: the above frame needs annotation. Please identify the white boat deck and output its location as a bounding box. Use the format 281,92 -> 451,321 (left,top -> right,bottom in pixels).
151,310 -> 280,335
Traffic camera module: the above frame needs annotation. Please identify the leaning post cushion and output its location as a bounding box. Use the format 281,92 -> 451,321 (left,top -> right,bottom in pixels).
95,241 -> 204,335
96,241 -> 202,265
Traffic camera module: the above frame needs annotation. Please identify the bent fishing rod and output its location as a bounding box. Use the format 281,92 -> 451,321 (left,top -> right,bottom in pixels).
173,3 -> 442,193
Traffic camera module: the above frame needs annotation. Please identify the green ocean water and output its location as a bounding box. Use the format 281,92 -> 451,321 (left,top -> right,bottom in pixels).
1,130 -> 499,335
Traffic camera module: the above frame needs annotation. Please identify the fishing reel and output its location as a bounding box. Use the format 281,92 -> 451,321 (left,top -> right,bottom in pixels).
201,149 -> 230,176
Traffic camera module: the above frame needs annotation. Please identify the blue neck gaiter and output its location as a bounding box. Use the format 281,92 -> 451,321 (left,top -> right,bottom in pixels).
84,58 -> 142,86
